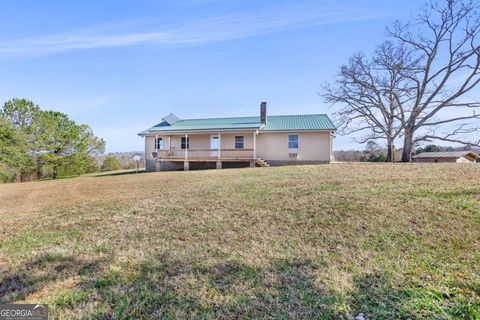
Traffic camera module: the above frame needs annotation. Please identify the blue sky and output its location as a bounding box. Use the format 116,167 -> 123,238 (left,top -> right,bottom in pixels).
0,0 -> 422,152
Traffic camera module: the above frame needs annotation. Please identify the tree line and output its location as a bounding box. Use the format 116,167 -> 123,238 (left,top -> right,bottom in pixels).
0,99 -> 105,182
324,0 -> 480,162
334,141 -> 478,162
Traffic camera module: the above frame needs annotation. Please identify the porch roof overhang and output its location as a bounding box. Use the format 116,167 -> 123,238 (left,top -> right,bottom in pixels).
139,127 -> 259,136
140,128 -> 336,137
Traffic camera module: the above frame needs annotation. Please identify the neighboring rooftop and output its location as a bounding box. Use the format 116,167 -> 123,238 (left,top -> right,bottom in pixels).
138,114 -> 336,136
413,151 -> 480,159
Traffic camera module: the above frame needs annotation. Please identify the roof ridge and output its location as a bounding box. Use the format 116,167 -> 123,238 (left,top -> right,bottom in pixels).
174,114 -> 330,122
176,115 -> 259,122
268,113 -> 329,117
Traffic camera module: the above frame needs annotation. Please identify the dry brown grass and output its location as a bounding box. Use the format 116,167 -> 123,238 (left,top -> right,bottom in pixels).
0,163 -> 479,319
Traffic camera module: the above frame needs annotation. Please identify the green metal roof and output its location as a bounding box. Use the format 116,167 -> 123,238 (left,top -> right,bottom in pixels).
261,114 -> 336,131
138,114 -> 336,136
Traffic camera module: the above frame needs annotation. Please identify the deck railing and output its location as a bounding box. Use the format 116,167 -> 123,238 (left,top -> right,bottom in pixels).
156,149 -> 254,160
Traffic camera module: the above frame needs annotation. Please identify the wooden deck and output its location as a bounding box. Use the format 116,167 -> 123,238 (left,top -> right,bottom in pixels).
154,149 -> 255,162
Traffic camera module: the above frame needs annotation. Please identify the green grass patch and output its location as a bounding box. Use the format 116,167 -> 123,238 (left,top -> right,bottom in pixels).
0,163 -> 479,318
0,229 -> 81,257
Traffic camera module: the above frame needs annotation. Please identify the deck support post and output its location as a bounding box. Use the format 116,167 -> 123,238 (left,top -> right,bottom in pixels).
184,161 -> 189,171
253,131 -> 257,159
216,161 -> 222,169
250,160 -> 255,168
185,134 -> 188,160
218,132 -> 221,160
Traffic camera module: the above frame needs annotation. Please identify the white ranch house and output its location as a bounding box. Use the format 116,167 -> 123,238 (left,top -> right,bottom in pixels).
138,103 -> 336,171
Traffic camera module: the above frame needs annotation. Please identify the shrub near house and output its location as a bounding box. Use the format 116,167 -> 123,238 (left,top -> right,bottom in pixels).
101,155 -> 122,172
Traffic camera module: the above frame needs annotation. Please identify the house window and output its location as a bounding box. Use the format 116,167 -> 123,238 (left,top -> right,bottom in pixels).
155,137 -> 163,150
181,137 -> 190,149
235,136 -> 244,149
288,134 -> 299,149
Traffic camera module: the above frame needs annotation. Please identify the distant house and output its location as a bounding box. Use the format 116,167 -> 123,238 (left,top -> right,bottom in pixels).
413,151 -> 479,163
138,102 -> 336,171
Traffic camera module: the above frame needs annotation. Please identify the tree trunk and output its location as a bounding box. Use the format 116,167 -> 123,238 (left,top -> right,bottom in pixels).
52,162 -> 58,180
386,139 -> 395,162
401,131 -> 414,162
20,171 -> 30,182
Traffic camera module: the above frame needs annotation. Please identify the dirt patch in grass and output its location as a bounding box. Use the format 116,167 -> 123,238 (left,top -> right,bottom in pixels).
1,163 -> 479,319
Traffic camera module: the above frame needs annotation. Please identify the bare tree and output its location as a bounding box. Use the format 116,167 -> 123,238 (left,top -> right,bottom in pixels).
323,43 -> 409,162
325,0 -> 480,162
388,0 -> 480,161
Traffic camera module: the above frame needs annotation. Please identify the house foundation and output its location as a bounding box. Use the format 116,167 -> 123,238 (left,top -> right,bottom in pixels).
265,160 -> 330,166
146,159 -> 156,172
150,160 -> 256,172
159,161 -> 184,171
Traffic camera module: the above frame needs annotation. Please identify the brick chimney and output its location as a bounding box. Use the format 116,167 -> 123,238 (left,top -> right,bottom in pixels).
260,102 -> 267,124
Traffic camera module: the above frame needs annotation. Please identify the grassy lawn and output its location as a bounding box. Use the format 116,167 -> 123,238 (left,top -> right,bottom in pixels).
0,164 -> 479,319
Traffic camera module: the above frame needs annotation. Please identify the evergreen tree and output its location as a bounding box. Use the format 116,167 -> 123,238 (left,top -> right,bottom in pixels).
0,116 -> 32,182
36,111 -> 104,179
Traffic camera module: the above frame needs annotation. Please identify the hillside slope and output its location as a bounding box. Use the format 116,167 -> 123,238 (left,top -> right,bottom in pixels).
1,164 -> 479,319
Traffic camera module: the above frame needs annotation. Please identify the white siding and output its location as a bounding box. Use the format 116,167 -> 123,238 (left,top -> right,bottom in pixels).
256,132 -> 332,161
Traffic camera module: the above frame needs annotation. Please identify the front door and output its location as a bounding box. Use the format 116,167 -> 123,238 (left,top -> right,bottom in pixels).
210,135 -> 219,157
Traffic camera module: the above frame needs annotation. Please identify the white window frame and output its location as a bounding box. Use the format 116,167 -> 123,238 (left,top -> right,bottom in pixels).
155,137 -> 164,150
181,137 -> 190,150
234,136 -> 245,149
288,134 -> 299,149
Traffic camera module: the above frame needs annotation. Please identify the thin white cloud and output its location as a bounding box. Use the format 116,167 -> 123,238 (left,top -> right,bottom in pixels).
0,2 -> 398,56
48,95 -> 117,116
